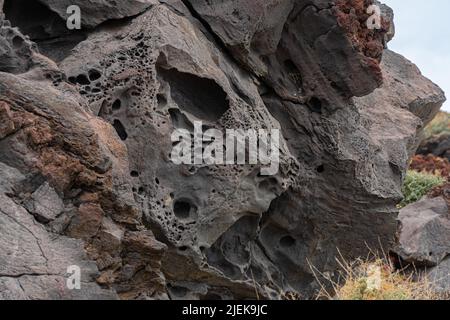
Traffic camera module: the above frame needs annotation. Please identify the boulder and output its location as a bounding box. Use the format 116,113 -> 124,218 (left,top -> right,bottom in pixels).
395,197 -> 450,267
427,257 -> 450,295
418,133 -> 450,161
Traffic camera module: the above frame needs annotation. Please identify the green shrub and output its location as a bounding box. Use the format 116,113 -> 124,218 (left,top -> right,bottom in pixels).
400,170 -> 445,208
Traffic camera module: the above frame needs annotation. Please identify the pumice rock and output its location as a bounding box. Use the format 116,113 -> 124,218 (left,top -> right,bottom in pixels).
0,0 -> 446,299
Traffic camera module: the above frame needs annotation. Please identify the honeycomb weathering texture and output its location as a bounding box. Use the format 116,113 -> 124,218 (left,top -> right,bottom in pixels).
0,0 -> 446,299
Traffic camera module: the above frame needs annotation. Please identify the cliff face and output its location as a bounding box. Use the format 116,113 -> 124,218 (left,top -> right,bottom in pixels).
0,0 -> 446,299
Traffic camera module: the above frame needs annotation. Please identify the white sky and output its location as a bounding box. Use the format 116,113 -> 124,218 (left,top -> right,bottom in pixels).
383,0 -> 449,111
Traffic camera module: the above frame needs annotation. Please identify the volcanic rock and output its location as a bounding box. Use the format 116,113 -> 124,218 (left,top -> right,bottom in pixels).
0,0 -> 446,299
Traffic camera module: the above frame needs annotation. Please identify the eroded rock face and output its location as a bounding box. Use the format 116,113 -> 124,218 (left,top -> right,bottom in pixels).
40,0 -> 158,28
0,34 -> 168,298
183,0 -> 387,109
0,0 -> 446,299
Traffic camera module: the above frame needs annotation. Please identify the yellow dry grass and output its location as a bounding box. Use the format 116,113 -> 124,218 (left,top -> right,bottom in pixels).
310,249 -> 447,300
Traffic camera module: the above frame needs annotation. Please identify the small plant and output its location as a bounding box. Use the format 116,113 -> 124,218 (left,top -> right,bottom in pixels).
399,170 -> 445,208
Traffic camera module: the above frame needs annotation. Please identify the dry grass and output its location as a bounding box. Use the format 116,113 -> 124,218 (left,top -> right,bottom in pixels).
310,249 -> 446,300
424,111 -> 450,139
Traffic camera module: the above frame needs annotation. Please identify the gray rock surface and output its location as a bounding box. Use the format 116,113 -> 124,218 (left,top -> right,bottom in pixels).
427,257 -> 450,295
0,168 -> 117,299
184,0 -> 386,107
0,67 -> 168,299
0,0 -> 447,299
395,197 -> 450,267
395,196 -> 450,296
24,182 -> 64,223
418,133 -> 450,161
0,17 -> 37,74
375,0 -> 395,43
39,0 -> 158,28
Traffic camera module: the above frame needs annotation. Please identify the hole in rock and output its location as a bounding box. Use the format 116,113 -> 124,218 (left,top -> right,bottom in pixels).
76,74 -> 90,85
157,93 -> 167,107
113,119 -> 128,141
173,199 -> 197,220
158,66 -> 229,122
130,171 -> 139,177
68,77 -> 77,84
307,97 -> 323,113
167,284 -> 188,298
12,36 -> 24,48
4,0 -> 65,39
88,69 -> 102,81
284,59 -> 297,70
112,99 -> 122,110
330,81 -> 340,90
280,235 -> 296,248
284,59 -> 303,87
4,0 -> 86,62
316,165 -> 325,173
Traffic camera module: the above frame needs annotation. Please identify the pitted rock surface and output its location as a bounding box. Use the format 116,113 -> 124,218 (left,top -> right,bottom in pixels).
0,0 -> 446,299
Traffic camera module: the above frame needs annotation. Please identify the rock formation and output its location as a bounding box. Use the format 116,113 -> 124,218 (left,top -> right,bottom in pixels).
0,0 -> 446,299
418,133 -> 450,162
394,195 -> 450,295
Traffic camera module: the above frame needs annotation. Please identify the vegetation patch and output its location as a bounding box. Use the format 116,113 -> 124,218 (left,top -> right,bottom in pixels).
312,252 -> 444,300
424,111 -> 450,139
400,170 -> 445,208
410,155 -> 450,179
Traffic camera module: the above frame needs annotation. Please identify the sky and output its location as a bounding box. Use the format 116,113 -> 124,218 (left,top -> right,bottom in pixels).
382,0 -> 450,111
